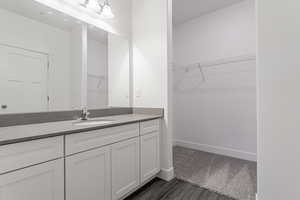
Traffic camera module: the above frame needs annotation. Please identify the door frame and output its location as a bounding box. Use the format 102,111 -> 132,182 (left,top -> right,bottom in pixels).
0,43 -> 50,112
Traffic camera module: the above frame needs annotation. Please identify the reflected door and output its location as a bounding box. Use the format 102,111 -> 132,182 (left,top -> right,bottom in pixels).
0,45 -> 49,114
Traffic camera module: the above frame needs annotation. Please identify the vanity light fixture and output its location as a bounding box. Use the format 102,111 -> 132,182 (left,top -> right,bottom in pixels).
81,0 -> 114,19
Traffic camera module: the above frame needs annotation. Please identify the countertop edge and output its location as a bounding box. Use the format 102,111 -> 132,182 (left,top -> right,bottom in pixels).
0,115 -> 162,146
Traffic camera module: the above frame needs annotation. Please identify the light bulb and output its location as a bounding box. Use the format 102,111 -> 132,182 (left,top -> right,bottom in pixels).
100,3 -> 114,19
86,0 -> 101,12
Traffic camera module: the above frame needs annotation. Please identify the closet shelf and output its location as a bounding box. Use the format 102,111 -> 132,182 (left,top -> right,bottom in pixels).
173,54 -> 256,90
173,54 -> 256,72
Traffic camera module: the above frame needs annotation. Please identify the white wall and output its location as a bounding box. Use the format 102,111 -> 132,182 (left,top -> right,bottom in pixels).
132,0 -> 174,180
173,0 -> 257,161
0,8 -> 72,111
87,38 -> 108,109
132,0 -> 169,108
257,0 -> 300,199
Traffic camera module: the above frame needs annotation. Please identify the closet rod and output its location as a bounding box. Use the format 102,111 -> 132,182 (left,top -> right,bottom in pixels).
174,54 -> 256,71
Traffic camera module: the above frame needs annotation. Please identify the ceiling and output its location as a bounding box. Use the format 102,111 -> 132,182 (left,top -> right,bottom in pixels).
173,0 -> 244,25
0,0 -> 108,43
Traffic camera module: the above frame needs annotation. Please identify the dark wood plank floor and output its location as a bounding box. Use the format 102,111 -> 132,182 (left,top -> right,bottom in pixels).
125,178 -> 237,200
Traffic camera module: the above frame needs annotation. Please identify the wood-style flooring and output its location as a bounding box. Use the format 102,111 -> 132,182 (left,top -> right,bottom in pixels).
125,178 -> 236,200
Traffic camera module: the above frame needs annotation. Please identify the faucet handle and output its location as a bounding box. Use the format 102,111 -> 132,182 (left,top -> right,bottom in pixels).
80,108 -> 90,120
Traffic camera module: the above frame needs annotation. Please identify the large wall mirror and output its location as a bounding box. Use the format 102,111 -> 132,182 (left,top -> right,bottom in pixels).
0,0 -> 130,114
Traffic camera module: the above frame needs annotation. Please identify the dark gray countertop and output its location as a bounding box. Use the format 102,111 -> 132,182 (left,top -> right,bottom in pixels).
0,114 -> 162,146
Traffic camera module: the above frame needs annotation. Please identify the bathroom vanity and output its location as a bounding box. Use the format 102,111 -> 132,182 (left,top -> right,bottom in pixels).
0,0 -> 165,199
0,114 -> 162,200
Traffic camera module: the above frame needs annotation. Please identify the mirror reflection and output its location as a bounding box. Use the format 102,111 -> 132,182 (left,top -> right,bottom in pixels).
0,0 -> 130,114
87,27 -> 130,110
87,28 -> 109,109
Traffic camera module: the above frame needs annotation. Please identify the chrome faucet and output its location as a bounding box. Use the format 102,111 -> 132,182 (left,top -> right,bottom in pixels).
80,108 -> 90,120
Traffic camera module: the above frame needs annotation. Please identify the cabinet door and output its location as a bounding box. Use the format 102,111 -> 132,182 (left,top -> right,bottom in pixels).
66,146 -> 111,200
0,159 -> 64,200
140,132 -> 160,183
111,137 -> 139,200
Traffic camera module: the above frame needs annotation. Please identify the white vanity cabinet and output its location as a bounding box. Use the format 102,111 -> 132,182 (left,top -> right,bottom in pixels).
0,137 -> 64,200
111,137 -> 140,200
66,138 -> 141,200
66,146 -> 111,200
0,118 -> 161,200
65,122 -> 141,200
0,159 -> 64,200
140,132 -> 160,183
140,120 -> 160,183
0,136 -> 64,174
65,119 -> 160,200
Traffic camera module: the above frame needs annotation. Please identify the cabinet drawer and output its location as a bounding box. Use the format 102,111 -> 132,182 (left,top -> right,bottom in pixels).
0,136 -> 64,174
140,119 -> 160,136
66,123 -> 139,155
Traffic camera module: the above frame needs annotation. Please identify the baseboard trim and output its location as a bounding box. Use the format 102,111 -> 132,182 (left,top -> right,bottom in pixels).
157,167 -> 174,181
174,140 -> 257,162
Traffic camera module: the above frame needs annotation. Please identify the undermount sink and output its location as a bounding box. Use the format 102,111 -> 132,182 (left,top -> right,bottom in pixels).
73,119 -> 114,126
